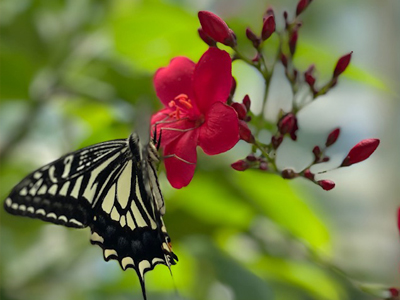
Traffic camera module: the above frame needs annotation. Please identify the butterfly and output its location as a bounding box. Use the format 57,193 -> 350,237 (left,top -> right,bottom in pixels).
3,132 -> 178,300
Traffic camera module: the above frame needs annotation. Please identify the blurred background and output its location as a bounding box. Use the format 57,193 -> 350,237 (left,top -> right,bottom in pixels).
1,0 -> 399,299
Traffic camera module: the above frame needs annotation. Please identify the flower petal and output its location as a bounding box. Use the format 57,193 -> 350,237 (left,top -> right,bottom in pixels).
151,111 -> 198,148
154,57 -> 196,107
198,102 -> 239,155
193,48 -> 232,113
164,130 -> 198,189
151,108 -> 171,124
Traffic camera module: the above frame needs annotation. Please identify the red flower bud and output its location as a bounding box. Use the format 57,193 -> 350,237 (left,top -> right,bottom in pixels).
242,95 -> 251,111
304,64 -> 316,87
198,11 -> 236,47
232,102 -> 247,120
290,118 -> 299,141
239,120 -> 254,143
261,15 -> 276,41
281,53 -> 288,68
305,64 -> 314,74
246,27 -> 261,48
283,11 -> 289,29
396,207 -> 400,234
296,0 -> 313,16
246,154 -> 257,162
228,29 -> 237,46
259,161 -> 268,171
304,169 -> 315,180
271,135 -> 283,149
198,28 -> 217,47
333,51 -> 353,78
341,138 -> 380,167
282,169 -> 298,179
231,160 -> 249,171
312,146 -> 321,160
305,73 -> 315,87
389,288 -> 399,297
264,7 -> 275,20
278,113 -> 296,135
318,180 -> 335,191
289,30 -> 298,56
326,128 -> 340,147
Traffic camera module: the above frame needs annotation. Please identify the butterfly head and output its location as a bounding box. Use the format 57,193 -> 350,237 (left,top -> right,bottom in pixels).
129,132 -> 160,165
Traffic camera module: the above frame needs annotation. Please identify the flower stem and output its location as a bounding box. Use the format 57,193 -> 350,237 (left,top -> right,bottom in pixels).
253,138 -> 278,171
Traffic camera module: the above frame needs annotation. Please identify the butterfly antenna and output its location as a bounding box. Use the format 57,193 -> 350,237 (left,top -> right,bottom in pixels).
157,129 -> 163,150
163,154 -> 195,165
151,123 -> 163,151
152,123 -> 158,146
168,266 -> 182,299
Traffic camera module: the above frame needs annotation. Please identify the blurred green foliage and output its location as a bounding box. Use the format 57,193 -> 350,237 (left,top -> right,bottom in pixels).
0,0 -> 377,300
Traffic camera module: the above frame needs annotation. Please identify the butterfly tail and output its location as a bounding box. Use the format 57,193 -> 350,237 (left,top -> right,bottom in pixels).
135,268 -> 148,300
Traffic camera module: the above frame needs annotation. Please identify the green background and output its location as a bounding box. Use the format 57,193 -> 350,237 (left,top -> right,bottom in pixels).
1,0 -> 399,299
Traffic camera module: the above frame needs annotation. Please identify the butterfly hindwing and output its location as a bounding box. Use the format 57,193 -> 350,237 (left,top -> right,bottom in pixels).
4,134 -> 177,299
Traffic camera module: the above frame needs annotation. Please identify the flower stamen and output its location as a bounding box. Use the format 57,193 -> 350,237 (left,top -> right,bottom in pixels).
168,94 -> 197,120
174,94 -> 193,110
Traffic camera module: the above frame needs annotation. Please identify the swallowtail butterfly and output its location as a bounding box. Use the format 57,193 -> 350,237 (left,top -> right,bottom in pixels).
3,133 -> 177,299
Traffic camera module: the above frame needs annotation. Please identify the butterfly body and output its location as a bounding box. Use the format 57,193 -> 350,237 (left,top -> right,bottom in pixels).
4,133 -> 177,299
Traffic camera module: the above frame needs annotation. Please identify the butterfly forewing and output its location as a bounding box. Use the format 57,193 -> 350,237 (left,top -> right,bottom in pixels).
4,139 -> 128,228
4,134 -> 177,298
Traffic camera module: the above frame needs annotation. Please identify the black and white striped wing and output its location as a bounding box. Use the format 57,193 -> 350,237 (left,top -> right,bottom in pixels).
4,139 -> 128,228
4,136 -> 177,298
89,155 -> 178,286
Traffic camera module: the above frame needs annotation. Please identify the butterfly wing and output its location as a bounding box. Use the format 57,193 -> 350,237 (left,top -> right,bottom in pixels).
89,157 -> 177,294
4,135 -> 177,298
4,139 -> 128,228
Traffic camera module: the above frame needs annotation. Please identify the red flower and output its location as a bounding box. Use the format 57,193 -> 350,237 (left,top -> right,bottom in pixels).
151,48 -> 240,188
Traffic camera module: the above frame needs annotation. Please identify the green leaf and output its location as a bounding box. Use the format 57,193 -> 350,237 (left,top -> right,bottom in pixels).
110,0 -> 207,72
0,46 -> 40,100
167,173 -> 255,230
254,256 -> 346,300
185,236 -> 273,300
232,172 -> 331,253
